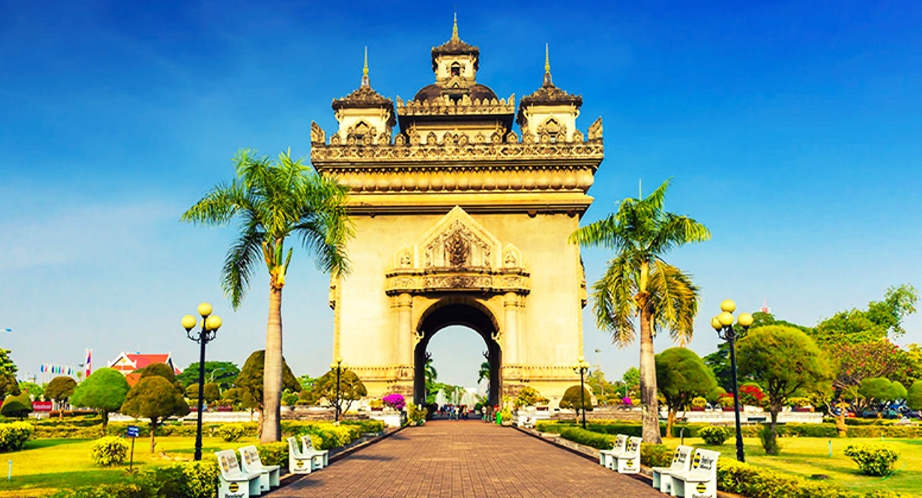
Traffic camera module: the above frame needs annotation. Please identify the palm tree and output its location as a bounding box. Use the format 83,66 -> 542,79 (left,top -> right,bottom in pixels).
182,149 -> 352,443
477,361 -> 490,383
569,179 -> 709,443
424,357 -> 438,386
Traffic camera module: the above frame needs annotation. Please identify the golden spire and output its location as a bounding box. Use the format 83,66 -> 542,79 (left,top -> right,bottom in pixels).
543,43 -> 553,87
361,46 -> 369,88
452,12 -> 459,40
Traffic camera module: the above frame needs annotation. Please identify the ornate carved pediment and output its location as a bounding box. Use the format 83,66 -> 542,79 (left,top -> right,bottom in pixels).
385,207 -> 530,295
417,206 -> 499,269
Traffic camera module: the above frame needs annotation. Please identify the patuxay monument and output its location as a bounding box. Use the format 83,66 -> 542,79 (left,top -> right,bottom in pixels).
310,19 -> 604,406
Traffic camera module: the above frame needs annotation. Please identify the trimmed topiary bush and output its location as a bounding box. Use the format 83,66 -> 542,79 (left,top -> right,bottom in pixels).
698,426 -> 730,446
216,423 -> 245,442
844,444 -> 900,476
90,436 -> 129,466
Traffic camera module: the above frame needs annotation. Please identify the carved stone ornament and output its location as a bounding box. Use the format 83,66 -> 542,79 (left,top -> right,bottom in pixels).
588,117 -> 603,141
385,207 -> 530,296
311,121 -> 326,144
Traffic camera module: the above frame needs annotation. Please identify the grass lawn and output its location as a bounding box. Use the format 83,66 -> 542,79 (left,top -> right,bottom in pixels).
661,436 -> 922,497
0,435 -> 260,497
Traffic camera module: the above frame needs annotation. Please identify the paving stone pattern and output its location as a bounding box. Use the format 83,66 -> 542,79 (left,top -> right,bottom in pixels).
269,420 -> 664,497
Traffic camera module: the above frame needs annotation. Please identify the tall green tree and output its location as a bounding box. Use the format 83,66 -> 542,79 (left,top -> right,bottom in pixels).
0,350 -> 17,376
704,312 -> 812,390
569,179 -> 710,443
655,347 -> 717,437
70,368 -> 130,435
120,376 -> 190,452
737,325 -> 831,455
235,350 -> 301,437
45,376 -> 77,419
858,378 -> 907,410
307,369 -> 367,414
182,149 -> 352,443
813,284 -> 918,346
177,361 -> 240,389
907,381 -> 922,411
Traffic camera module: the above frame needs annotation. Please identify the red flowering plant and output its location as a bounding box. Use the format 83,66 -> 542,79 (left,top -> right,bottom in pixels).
739,384 -> 766,406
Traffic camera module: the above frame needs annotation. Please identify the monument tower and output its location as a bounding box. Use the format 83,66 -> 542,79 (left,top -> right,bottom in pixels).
310,20 -> 604,405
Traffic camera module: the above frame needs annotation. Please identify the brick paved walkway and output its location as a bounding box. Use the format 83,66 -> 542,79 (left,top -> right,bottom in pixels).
269,420 -> 663,497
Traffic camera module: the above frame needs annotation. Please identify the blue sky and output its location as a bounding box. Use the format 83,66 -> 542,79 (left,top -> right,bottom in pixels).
1,0 -> 920,389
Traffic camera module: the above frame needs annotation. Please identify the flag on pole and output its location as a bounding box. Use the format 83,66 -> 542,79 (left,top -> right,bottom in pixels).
85,349 -> 92,378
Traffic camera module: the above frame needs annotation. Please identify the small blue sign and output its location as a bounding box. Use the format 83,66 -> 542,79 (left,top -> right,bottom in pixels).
126,425 -> 139,438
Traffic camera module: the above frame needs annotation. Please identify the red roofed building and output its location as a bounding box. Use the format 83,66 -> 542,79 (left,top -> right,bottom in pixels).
108,352 -> 182,386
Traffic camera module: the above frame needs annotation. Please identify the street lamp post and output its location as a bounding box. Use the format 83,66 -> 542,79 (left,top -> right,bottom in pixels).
572,356 -> 591,429
710,299 -> 753,463
181,302 -> 222,462
329,357 -> 347,422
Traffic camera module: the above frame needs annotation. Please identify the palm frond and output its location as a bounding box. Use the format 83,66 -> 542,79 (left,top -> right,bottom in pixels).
592,253 -> 638,347
180,182 -> 247,226
293,173 -> 354,276
648,213 -> 711,255
647,259 -> 700,344
221,220 -> 265,309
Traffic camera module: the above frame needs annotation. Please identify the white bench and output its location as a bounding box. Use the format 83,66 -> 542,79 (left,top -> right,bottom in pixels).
611,436 -> 643,474
669,448 -> 720,498
300,435 -> 330,469
598,434 -> 628,469
215,449 -> 262,498
287,436 -> 320,474
652,445 -> 693,494
238,445 -> 281,493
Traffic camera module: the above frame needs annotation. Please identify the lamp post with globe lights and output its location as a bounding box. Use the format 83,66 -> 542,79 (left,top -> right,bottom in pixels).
181,302 -> 222,461
572,356 -> 591,429
710,299 -> 753,463
330,357 -> 348,422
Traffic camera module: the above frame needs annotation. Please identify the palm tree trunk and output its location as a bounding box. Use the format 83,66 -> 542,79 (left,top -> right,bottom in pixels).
639,303 -> 662,443
261,285 -> 283,443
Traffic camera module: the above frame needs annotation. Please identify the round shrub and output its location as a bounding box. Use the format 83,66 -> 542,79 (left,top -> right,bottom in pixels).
216,423 -> 245,442
844,444 -> 900,476
691,397 -> 707,408
698,426 -> 730,445
0,422 -> 34,452
90,436 -> 129,466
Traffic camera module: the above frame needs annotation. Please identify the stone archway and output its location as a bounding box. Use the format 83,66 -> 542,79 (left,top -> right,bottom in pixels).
413,300 -> 502,406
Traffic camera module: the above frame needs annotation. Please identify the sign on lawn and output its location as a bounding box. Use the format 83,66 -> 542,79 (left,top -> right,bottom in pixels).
31,401 -> 53,412
127,425 -> 140,438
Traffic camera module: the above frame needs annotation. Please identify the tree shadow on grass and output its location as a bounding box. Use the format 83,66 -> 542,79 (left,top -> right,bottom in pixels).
0,469 -> 124,492
24,439 -> 90,450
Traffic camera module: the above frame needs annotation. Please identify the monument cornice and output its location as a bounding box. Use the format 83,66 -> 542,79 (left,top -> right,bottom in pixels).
311,141 -> 603,166
385,267 -> 530,296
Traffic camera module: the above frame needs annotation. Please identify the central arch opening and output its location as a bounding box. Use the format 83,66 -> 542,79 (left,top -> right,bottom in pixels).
414,302 -> 501,407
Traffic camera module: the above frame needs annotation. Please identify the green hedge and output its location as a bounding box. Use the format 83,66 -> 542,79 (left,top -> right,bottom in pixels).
717,459 -> 901,498
0,422 -> 34,452
33,419 -> 386,449
847,425 -> 922,438
51,459 -> 219,498
538,420 -> 919,439
257,441 -> 288,468
557,427 -> 614,449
